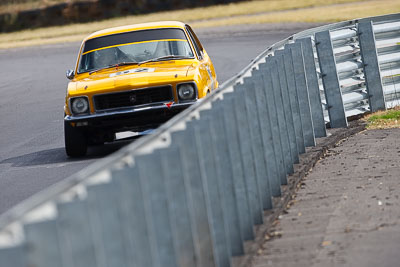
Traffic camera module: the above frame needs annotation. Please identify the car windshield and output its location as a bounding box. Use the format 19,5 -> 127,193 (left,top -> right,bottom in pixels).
78,28 -> 195,74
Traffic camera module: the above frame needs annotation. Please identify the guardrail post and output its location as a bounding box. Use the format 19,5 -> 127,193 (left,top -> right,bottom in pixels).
245,75 -> 282,196
211,97 -> 254,241
234,83 -> 273,210
271,50 -> 300,165
252,70 -> 287,185
56,200 -> 98,267
358,21 -> 386,112
112,166 -> 153,267
260,61 -> 294,174
158,146 -> 197,267
282,47 -> 306,154
286,42 -> 316,147
170,128 -> 216,267
298,37 -> 327,138
0,245 -> 26,267
315,30 -> 348,128
200,106 -> 245,256
135,153 -> 178,267
227,91 -> 263,225
190,118 -> 231,267
24,220 -> 63,267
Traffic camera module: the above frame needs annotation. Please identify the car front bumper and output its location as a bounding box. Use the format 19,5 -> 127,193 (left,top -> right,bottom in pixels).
64,102 -> 193,133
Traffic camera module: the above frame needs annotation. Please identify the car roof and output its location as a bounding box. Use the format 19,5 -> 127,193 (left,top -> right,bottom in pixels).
84,21 -> 187,41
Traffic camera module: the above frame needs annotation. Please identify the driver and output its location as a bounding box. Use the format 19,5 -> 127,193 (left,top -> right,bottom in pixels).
95,47 -> 119,68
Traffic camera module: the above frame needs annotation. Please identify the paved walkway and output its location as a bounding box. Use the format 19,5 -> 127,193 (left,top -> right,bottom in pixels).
251,128 -> 400,267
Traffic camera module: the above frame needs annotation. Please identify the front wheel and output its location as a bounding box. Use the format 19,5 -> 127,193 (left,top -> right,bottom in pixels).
64,121 -> 87,157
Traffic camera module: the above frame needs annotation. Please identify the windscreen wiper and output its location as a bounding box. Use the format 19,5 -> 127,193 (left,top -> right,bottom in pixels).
109,61 -> 139,68
89,61 -> 138,75
138,55 -> 193,66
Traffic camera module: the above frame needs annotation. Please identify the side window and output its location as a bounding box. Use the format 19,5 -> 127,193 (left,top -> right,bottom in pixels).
185,26 -> 203,60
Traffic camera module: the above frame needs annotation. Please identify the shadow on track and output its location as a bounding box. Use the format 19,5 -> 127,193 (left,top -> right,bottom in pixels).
0,140 -> 133,167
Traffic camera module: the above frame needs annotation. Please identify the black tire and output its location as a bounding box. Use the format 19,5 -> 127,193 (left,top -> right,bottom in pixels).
64,121 -> 87,157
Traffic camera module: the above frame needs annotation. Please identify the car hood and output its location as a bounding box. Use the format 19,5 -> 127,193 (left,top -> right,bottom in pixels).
69,61 -> 197,94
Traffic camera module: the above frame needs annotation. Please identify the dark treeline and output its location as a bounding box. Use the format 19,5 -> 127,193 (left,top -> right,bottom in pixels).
0,0 -> 243,32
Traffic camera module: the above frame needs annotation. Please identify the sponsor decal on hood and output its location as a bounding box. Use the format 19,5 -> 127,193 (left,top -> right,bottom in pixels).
109,68 -> 155,78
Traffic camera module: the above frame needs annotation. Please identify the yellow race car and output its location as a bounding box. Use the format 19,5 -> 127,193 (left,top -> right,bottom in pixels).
64,21 -> 218,157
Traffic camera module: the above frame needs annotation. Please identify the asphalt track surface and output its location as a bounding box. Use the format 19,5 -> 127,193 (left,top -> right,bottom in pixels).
0,23 -> 319,215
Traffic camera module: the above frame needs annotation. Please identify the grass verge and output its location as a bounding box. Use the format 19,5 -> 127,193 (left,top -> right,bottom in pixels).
364,107 -> 400,129
0,0 -> 398,49
193,0 -> 400,27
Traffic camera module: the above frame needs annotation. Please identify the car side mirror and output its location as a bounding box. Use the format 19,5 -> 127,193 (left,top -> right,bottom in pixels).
66,69 -> 75,80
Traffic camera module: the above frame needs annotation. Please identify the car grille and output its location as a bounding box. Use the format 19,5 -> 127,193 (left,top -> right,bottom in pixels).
94,86 -> 173,111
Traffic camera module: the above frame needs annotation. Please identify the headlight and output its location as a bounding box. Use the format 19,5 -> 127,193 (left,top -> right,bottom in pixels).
71,97 -> 89,114
177,83 -> 196,101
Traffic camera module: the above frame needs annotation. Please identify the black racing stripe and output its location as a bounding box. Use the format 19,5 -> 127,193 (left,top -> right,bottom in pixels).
83,28 -> 188,53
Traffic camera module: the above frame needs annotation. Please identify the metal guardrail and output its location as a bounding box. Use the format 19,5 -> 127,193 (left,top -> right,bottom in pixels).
0,13 -> 399,267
